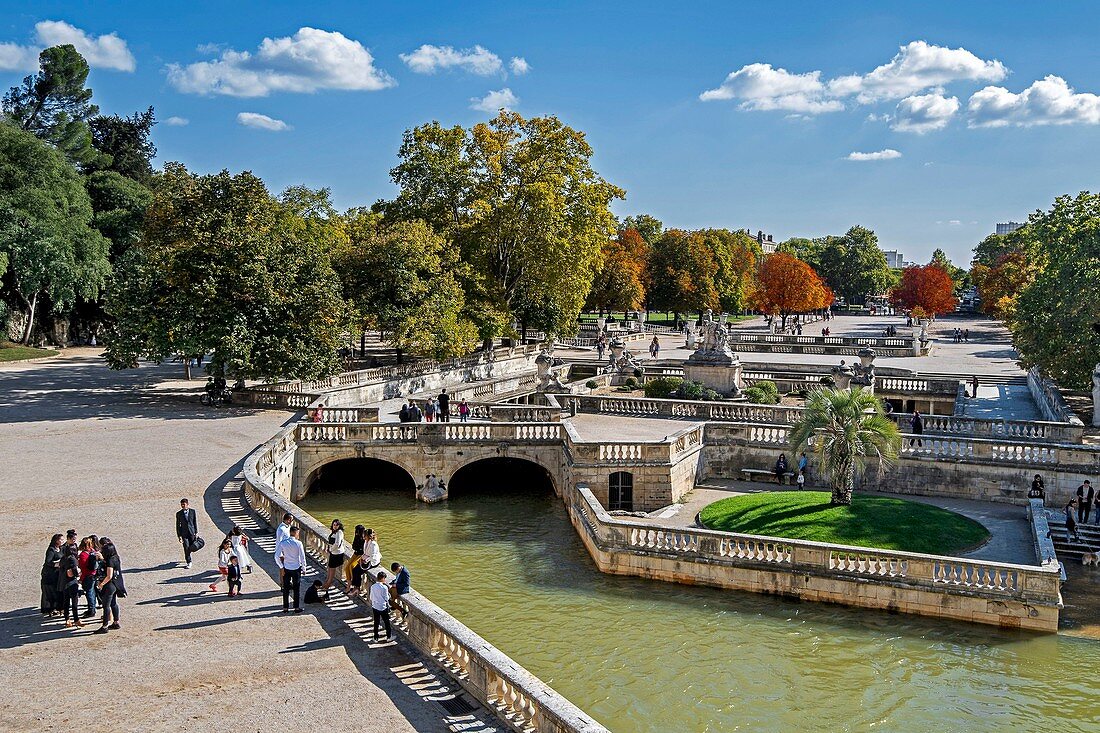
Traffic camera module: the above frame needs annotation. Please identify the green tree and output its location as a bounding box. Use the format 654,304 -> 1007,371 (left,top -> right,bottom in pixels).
647,229 -> 719,316
105,165 -> 346,379
335,216 -> 478,360
585,228 -> 646,314
790,388 -> 901,505
620,213 -> 663,247
84,170 -> 152,259
86,106 -> 157,183
0,121 -> 110,343
697,228 -> 760,312
1012,191 -> 1100,388
381,111 -> 623,338
3,45 -> 102,166
778,236 -> 822,269
929,248 -> 970,293
815,226 -> 892,304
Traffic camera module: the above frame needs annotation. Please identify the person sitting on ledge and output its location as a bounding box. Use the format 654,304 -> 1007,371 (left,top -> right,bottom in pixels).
304,580 -> 324,605
774,454 -> 788,484
1028,474 -> 1045,501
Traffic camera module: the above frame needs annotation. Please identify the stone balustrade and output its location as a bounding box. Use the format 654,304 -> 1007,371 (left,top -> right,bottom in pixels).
1027,366 -> 1085,426
891,413 -> 1084,443
568,486 -> 1061,631
252,344 -> 544,394
302,406 -> 379,423
242,430 -> 610,733
296,421 -> 563,446
489,404 -> 562,423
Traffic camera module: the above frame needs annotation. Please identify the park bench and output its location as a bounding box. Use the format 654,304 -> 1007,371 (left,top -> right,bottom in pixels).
740,467 -> 795,485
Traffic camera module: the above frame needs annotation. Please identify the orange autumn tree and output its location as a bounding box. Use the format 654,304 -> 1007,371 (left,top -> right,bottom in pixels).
889,264 -> 957,316
751,252 -> 833,329
585,228 -> 648,314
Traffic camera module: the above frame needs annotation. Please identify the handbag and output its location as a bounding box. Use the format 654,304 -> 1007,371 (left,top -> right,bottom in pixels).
189,536 -> 206,553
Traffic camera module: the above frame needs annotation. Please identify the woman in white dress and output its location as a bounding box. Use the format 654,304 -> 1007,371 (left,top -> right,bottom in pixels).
229,526 -> 253,574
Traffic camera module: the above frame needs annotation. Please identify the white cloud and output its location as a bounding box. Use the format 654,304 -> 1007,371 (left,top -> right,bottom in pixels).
169,27 -> 394,97
699,63 -> 843,113
701,41 -> 1004,116
509,56 -> 530,75
827,41 -> 1005,103
948,219 -> 962,225
470,88 -> 518,112
164,116 -> 189,126
967,75 -> 1100,127
846,149 -> 902,161
0,20 -> 135,72
237,112 -> 290,131
892,93 -> 960,133
401,44 -> 502,75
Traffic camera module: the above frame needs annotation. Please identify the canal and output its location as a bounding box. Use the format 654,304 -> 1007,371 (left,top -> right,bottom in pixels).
300,460 -> 1099,733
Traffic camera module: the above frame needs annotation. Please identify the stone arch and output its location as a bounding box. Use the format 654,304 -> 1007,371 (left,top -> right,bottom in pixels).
301,453 -> 418,499
447,455 -> 557,498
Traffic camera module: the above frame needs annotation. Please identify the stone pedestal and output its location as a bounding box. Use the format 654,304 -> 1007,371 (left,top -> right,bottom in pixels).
684,361 -> 744,395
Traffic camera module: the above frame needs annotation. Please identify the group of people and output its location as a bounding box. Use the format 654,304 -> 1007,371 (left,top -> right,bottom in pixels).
1029,475 -> 1097,544
951,328 -> 971,344
40,530 -> 123,634
882,325 -> 899,337
272,514 -> 411,641
773,451 -> 811,488
398,389 -> 471,422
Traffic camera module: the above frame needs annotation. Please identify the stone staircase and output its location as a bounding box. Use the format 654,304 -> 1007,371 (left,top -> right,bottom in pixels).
1046,512 -> 1100,561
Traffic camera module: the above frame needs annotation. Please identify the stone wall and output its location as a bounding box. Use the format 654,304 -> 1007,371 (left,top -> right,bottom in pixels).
567,486 -> 1060,632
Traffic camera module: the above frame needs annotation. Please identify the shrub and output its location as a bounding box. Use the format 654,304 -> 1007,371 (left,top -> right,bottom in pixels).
675,380 -> 705,400
644,376 -> 682,398
703,388 -> 721,401
743,386 -> 767,404
755,380 -> 779,399
624,377 -> 638,388
585,379 -> 598,389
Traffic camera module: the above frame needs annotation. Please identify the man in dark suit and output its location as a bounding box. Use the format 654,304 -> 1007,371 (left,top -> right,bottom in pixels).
175,498 -> 198,568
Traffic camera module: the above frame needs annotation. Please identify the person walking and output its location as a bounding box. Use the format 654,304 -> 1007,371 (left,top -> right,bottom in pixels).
963,328 -> 970,343
424,398 -> 436,423
596,337 -> 606,363
438,388 -> 451,423
398,403 -> 410,423
276,526 -> 306,613
78,537 -> 99,618
1077,480 -> 1095,524
230,526 -> 253,573
94,538 -> 123,634
1065,500 -> 1082,543
344,525 -> 366,586
369,571 -> 393,641
176,498 -> 199,569
310,403 -> 325,423
649,336 -> 660,360
226,556 -> 242,597
40,534 -> 63,616
458,399 -> 470,422
797,452 -> 809,482
60,545 -> 83,628
322,519 -> 347,598
210,538 -> 232,592
971,376 -> 980,398
910,411 -> 924,448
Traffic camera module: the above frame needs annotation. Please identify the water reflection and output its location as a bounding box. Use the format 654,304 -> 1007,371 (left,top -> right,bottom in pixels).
301,485 -> 1099,733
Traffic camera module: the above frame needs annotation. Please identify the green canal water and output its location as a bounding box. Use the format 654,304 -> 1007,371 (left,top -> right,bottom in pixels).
301,484 -> 1099,733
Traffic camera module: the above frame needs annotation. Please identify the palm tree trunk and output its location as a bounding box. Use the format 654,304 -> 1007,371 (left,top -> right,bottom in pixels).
832,460 -> 855,505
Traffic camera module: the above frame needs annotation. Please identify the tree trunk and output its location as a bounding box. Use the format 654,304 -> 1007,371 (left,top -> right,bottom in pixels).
21,293 -> 38,345
832,462 -> 855,505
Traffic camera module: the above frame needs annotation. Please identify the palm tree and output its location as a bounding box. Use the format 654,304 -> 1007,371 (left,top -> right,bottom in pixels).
789,387 -> 901,505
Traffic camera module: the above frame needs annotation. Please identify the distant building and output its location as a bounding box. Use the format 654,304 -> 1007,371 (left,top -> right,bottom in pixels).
883,250 -> 906,269
742,229 -> 776,253
996,222 -> 1024,235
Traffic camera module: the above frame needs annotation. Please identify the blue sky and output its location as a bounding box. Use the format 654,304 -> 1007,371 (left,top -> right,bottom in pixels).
3,1 -> 1099,265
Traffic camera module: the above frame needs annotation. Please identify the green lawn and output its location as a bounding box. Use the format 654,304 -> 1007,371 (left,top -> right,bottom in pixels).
0,342 -> 59,362
698,491 -> 990,555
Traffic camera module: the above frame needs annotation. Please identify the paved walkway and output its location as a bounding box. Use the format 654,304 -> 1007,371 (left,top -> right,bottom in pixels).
959,383 -> 1042,421
0,352 -> 495,732
567,413 -> 702,441
637,480 -> 1036,565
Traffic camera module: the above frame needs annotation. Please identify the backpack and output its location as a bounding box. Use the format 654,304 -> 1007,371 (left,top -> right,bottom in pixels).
112,566 -> 127,598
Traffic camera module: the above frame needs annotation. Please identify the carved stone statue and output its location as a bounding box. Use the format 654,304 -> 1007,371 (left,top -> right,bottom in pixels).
831,359 -> 854,390
608,336 -> 641,375
1093,362 -> 1100,427
535,348 -> 567,391
850,348 -> 877,391
684,310 -> 742,394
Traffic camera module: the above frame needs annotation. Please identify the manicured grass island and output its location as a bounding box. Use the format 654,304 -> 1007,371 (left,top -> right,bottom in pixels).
698,491 -> 990,556
0,342 -> 59,362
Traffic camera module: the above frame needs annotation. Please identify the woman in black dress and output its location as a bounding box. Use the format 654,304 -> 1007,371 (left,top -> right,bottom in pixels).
40,534 -> 64,616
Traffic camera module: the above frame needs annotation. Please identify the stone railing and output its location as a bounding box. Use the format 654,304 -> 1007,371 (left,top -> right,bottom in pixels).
1027,498 -> 1060,568
555,393 -> 803,424
302,406 -> 379,423
295,421 -> 563,445
890,412 -> 1084,444
563,423 -> 704,466
568,486 -> 1061,631
727,333 -> 914,349
234,389 -> 319,410
241,431 -> 609,733
876,377 -> 961,395
253,344 -> 544,394
489,404 -> 562,423
1027,367 -> 1084,426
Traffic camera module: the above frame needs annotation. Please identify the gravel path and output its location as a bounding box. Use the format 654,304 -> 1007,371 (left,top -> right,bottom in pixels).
0,352 -> 495,732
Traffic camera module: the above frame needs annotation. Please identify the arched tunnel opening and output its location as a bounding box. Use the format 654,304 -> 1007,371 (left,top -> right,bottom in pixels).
447,457 -> 555,499
308,457 -> 417,494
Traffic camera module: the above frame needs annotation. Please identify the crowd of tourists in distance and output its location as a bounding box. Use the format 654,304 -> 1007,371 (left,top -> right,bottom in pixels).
40,530 -> 123,634
396,388 -> 471,423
